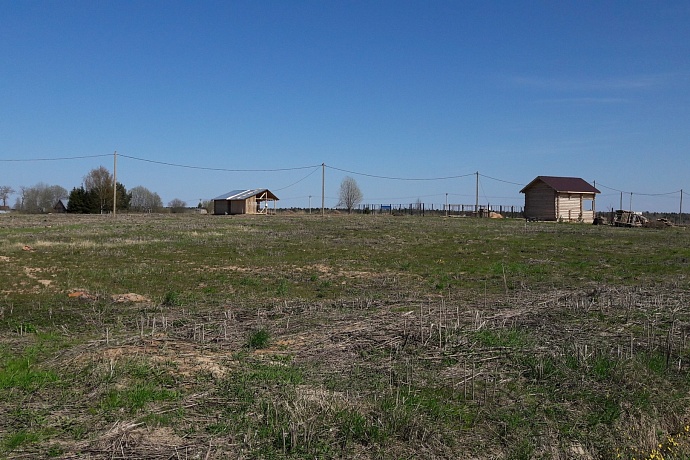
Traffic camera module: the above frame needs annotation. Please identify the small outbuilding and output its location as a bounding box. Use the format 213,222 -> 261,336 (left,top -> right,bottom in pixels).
212,189 -> 279,215
53,199 -> 69,213
520,176 -> 600,223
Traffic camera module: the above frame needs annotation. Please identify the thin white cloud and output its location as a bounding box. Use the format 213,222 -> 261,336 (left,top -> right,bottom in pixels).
535,97 -> 629,104
508,73 -> 679,92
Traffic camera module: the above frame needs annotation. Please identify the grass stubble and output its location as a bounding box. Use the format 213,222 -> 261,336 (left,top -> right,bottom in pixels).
0,213 -> 689,459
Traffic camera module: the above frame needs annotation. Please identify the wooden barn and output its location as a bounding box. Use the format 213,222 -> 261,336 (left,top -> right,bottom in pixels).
212,189 -> 279,215
520,176 -> 600,223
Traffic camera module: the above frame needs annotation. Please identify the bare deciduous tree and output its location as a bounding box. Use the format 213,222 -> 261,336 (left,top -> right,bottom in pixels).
16,183 -> 67,213
168,198 -> 187,213
83,166 -> 114,213
0,185 -> 15,207
337,176 -> 363,214
130,186 -> 163,213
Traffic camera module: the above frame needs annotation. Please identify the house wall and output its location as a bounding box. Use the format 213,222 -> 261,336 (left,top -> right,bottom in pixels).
524,182 -> 556,220
556,194 -> 579,222
556,193 -> 595,223
246,196 -> 258,214
213,200 -> 230,215
230,200 -> 246,214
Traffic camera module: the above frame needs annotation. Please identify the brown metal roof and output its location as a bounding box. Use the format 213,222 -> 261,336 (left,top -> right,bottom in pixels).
520,176 -> 600,194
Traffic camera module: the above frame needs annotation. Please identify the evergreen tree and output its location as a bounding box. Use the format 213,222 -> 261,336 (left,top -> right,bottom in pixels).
67,186 -> 95,213
116,183 -> 131,211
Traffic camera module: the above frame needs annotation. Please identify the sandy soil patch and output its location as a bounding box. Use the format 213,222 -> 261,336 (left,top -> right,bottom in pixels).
98,339 -> 232,379
68,290 -> 99,301
111,293 -> 151,303
72,421 -> 187,457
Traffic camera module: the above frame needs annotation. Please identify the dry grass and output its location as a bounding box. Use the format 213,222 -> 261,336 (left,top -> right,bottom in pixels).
1,213 -> 689,458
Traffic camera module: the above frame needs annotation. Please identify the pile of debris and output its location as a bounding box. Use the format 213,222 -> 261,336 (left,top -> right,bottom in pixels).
644,217 -> 674,229
613,210 -> 648,227
609,210 -> 674,228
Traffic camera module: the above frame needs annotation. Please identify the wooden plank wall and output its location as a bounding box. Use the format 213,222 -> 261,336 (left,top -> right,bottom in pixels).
524,182 -> 556,220
230,200 -> 246,214
556,194 -> 595,223
556,194 -> 580,221
214,200 -> 229,215
246,196 -> 257,214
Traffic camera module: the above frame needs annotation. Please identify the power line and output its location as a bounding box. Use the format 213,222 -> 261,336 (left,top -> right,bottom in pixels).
326,165 -> 475,181
273,166 -> 320,191
479,173 -> 525,186
0,154 -> 111,162
597,182 -> 681,196
596,183 -> 629,194
118,154 -> 321,172
633,190 -> 680,197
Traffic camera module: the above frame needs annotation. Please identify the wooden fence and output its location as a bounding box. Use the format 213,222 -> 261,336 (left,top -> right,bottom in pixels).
356,203 -> 524,218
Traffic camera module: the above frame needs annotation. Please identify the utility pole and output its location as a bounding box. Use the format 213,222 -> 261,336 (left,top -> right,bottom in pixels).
445,193 -> 448,217
309,195 -> 312,214
113,151 -> 117,217
321,163 -> 325,217
475,171 -> 479,216
680,189 -> 684,226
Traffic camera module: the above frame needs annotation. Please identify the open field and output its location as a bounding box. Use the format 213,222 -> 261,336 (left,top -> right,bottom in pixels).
1,213 -> 690,459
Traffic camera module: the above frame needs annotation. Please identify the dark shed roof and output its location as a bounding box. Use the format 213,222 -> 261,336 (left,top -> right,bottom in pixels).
520,176 -> 600,194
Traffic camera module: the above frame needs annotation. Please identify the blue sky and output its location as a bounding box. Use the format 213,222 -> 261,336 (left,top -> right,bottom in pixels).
1,1 -> 688,212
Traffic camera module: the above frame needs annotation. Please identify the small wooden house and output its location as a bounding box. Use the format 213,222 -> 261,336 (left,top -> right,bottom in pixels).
212,189 -> 279,215
520,176 -> 600,223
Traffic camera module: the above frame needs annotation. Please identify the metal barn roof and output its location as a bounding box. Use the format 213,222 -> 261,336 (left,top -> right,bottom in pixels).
212,189 -> 279,201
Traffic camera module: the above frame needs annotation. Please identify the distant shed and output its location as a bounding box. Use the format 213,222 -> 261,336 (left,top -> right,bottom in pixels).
53,199 -> 69,213
212,189 -> 279,215
520,176 -> 600,223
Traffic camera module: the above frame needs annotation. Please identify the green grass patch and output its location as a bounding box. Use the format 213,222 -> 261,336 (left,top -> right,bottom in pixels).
247,328 -> 271,349
2,429 -> 41,451
100,383 -> 180,413
470,328 -> 531,348
0,347 -> 59,392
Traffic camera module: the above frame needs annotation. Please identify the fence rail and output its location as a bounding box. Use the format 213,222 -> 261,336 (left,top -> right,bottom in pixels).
355,203 -> 525,218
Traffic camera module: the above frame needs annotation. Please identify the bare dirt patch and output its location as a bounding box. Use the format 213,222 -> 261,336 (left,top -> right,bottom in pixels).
110,293 -> 151,303
81,339 -> 234,380
68,290 -> 99,301
72,422 -> 187,458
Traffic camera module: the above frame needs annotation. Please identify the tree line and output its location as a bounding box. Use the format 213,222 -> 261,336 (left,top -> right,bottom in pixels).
0,166 -> 187,214
1,169 -> 364,214
0,183 -> 68,214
